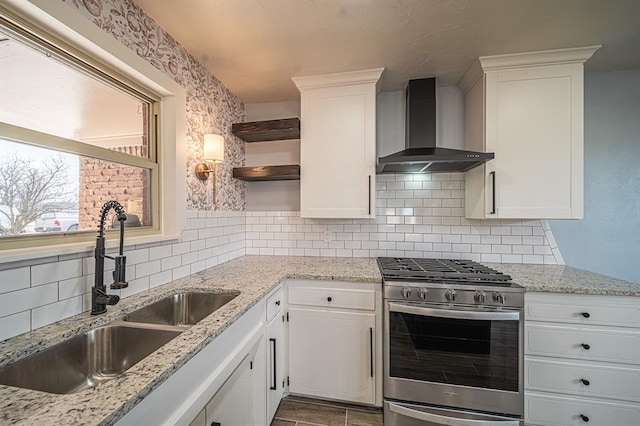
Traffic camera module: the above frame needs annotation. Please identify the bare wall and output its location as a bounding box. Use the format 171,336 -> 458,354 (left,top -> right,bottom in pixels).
549,69 -> 640,284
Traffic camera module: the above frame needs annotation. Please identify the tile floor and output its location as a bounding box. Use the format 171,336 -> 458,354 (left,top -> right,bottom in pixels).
271,396 -> 383,426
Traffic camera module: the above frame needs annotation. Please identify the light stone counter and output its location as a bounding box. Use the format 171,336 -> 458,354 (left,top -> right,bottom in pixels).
491,263 -> 640,296
0,256 -> 380,426
1,256 -> 638,425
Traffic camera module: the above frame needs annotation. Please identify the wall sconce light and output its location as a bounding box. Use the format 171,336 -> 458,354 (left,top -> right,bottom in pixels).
195,134 -> 225,181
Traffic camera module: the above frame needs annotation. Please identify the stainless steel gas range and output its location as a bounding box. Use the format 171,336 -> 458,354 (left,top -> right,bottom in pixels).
379,257 -> 525,426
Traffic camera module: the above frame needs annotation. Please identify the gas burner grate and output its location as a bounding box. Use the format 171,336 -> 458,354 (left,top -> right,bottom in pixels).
378,257 -> 513,284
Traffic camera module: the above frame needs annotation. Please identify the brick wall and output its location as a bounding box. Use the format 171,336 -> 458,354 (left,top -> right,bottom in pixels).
78,146 -> 150,230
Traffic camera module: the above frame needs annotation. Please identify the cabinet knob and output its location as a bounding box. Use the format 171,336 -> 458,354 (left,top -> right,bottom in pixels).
275,300 -> 280,306
579,414 -> 589,422
580,378 -> 590,386
581,343 -> 591,350
581,312 -> 590,318
327,296 -> 332,302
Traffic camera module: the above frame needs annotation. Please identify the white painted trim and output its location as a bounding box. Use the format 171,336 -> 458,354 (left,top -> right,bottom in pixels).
0,0 -> 187,261
478,45 -> 601,71
459,46 -> 600,93
292,68 -> 385,92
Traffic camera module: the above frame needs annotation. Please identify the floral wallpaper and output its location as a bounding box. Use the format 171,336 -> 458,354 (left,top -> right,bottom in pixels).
64,0 -> 246,211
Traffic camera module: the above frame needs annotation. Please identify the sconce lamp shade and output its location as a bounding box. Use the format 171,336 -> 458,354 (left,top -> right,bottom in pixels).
204,134 -> 224,162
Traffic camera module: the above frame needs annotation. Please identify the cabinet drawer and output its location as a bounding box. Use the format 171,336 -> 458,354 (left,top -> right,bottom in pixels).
526,358 -> 640,402
288,286 -> 375,311
266,287 -> 283,322
525,391 -> 640,426
526,293 -> 640,328
525,323 -> 640,365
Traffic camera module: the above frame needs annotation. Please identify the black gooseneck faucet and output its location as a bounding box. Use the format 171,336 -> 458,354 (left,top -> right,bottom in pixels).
91,200 -> 129,315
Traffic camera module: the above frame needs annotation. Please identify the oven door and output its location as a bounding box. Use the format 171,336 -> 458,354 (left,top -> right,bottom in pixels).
384,301 -> 524,417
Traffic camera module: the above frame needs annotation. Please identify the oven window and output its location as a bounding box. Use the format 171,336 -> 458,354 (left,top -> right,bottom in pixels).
389,310 -> 519,392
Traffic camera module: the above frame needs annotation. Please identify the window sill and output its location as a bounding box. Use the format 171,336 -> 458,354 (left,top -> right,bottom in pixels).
0,232 -> 181,266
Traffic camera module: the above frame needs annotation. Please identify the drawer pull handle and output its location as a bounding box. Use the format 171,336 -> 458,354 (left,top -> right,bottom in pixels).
580,378 -> 590,386
581,343 -> 591,350
581,312 -> 590,318
579,414 -> 590,422
275,300 -> 280,306
327,297 -> 332,302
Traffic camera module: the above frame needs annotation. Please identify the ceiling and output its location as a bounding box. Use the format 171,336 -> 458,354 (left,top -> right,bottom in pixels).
135,0 -> 640,103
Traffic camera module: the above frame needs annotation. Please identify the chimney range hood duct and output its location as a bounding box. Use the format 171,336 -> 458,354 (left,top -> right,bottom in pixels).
376,78 -> 494,174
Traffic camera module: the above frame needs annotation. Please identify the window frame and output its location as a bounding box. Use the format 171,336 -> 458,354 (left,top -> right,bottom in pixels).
0,0 -> 187,262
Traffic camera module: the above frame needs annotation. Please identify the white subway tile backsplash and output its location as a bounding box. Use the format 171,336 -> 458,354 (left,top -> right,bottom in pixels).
523,236 -> 544,245
481,254 -> 502,263
31,259 -> 83,287
161,255 -> 182,271
31,296 -> 83,330
481,235 -> 502,244
0,267 -> 30,294
59,276 -> 91,300
513,245 -> 534,255
534,246 -> 553,255
1,172 -> 567,343
461,235 -> 481,244
136,260 -> 162,278
172,265 -> 191,281
149,244 -> 173,260
0,311 -> 30,341
150,270 -> 172,289
523,255 -> 545,264
0,283 -> 58,317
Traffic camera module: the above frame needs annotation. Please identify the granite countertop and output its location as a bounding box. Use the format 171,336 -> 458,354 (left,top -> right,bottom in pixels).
492,263 -> 640,296
1,255 -> 638,425
0,256 -> 380,425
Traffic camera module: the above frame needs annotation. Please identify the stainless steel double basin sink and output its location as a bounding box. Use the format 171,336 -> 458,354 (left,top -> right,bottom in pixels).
0,291 -> 238,394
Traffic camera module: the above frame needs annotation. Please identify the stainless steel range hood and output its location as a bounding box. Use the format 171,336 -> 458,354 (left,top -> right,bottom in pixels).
376,78 -> 494,174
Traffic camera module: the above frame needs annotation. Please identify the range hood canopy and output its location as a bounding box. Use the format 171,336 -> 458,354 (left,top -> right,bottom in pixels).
376,78 -> 494,174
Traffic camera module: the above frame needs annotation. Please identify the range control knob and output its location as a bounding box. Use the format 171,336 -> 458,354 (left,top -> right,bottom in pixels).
445,289 -> 457,302
401,287 -> 412,298
418,288 -> 429,300
493,292 -> 506,305
474,290 -> 487,304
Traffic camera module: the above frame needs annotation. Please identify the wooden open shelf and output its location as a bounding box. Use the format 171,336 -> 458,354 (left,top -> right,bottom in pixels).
232,165 -> 300,181
231,118 -> 300,142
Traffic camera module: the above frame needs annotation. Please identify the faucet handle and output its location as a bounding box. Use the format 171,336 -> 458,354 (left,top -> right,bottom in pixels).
111,255 -> 129,289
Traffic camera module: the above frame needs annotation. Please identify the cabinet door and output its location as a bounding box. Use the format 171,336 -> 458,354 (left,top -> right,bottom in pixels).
489,64 -> 583,219
465,63 -> 585,220
299,83 -> 376,219
267,313 -> 286,422
205,354 -> 253,426
288,307 -> 375,404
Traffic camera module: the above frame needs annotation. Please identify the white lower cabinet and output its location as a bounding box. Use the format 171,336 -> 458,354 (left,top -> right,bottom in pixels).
205,354 -> 254,426
286,279 -> 382,406
526,392 -> 640,426
117,297 -> 267,426
266,286 -> 286,423
524,292 -> 640,425
289,307 -> 375,404
118,280 -> 382,426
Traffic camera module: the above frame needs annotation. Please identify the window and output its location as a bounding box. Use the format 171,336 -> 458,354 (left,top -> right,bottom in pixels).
0,12 -> 163,250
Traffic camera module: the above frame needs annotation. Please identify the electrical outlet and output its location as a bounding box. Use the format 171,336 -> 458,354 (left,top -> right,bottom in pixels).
322,230 -> 332,242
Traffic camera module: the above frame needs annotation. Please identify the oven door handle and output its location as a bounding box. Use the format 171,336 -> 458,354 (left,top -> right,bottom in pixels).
389,302 -> 520,321
387,401 -> 521,425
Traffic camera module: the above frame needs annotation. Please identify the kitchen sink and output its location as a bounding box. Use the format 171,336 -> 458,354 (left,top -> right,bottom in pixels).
123,291 -> 238,327
0,324 -> 181,394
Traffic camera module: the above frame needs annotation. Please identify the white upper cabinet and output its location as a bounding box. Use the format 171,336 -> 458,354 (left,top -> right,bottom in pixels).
460,46 -> 600,219
293,68 -> 383,218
